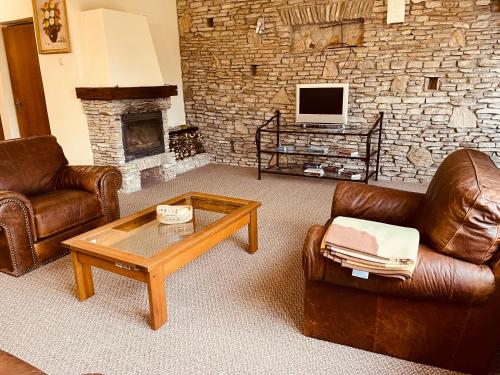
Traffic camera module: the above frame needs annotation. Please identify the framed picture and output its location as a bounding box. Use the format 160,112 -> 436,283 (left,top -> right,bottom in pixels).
32,0 -> 71,54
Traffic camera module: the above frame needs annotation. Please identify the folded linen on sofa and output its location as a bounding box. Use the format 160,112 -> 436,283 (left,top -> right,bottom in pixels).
321,216 -> 420,280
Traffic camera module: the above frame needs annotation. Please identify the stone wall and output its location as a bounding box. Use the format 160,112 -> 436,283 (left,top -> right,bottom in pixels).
177,0 -> 500,182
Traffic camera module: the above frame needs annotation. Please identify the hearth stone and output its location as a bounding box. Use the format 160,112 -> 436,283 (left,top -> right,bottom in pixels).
158,153 -> 212,182
120,152 -> 177,193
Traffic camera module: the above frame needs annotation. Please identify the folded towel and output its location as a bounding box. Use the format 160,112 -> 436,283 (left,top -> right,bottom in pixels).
321,216 -> 420,280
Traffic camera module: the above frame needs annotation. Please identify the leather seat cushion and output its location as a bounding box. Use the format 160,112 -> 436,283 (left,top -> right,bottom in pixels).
417,149 -> 500,265
321,243 -> 495,304
30,190 -> 102,239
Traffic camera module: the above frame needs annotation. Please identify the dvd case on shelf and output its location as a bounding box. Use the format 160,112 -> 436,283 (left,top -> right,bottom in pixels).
304,168 -> 325,177
338,148 -> 359,157
306,145 -> 330,154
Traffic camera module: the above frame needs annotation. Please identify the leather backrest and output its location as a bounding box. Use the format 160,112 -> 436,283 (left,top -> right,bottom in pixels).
0,135 -> 68,196
417,149 -> 500,265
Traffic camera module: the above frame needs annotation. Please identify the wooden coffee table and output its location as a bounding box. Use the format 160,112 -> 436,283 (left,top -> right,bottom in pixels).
63,192 -> 261,330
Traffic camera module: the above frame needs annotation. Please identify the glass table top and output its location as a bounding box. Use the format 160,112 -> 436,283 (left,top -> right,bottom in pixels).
81,198 -> 241,259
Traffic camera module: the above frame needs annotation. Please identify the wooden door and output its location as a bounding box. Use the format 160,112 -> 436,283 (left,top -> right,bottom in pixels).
2,23 -> 51,137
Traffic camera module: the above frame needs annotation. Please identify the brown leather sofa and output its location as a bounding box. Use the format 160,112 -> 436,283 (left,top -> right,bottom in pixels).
0,135 -> 122,276
303,149 -> 500,374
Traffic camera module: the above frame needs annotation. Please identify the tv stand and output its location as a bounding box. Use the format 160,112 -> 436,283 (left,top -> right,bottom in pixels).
255,111 -> 384,184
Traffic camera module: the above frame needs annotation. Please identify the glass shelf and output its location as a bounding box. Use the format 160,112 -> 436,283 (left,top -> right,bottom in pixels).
262,166 -> 376,183
260,146 -> 378,160
261,124 -> 375,136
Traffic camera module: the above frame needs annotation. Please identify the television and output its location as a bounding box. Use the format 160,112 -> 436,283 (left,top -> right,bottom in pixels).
295,83 -> 349,125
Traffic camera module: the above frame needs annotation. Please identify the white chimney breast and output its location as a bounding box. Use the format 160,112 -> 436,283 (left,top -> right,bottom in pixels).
80,9 -> 164,87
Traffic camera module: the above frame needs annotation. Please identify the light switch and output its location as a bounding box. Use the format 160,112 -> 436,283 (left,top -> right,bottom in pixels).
387,0 -> 406,24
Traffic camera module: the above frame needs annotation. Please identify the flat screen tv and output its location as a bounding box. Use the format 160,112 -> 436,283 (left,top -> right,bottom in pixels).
295,83 -> 349,125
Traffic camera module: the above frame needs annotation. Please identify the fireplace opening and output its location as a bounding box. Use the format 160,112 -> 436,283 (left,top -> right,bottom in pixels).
122,111 -> 165,162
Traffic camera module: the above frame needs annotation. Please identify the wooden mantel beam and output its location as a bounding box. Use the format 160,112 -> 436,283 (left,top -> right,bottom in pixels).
75,85 -> 178,100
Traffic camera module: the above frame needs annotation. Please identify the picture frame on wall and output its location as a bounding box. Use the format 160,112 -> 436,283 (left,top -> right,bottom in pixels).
32,0 -> 71,54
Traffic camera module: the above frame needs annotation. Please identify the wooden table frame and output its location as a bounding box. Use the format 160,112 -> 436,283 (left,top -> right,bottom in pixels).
63,192 -> 261,330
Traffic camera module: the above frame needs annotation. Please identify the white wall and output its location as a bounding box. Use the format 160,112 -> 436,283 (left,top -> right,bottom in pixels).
81,9 -> 164,87
0,0 -> 32,22
0,0 -> 185,165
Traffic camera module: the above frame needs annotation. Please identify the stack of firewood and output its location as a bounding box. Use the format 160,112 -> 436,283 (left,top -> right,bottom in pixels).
169,127 -> 205,161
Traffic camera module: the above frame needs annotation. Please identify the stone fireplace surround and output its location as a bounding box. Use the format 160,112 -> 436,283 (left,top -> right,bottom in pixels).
77,86 -> 210,193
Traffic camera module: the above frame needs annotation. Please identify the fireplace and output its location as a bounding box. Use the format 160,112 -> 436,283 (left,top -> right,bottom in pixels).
77,90 -> 177,193
77,85 -> 209,193
122,111 -> 165,162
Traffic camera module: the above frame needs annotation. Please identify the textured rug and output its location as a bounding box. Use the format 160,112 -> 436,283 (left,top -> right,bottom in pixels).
0,164 -> 494,375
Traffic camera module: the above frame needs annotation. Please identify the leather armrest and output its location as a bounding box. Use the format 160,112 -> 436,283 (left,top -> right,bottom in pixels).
302,224 -> 496,304
303,225 -> 327,281
0,191 -> 35,232
57,165 -> 118,195
57,166 -> 122,222
0,191 -> 38,275
0,191 -> 33,210
331,182 -> 425,227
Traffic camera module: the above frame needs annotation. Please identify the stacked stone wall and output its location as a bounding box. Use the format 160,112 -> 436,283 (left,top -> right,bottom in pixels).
177,0 -> 500,182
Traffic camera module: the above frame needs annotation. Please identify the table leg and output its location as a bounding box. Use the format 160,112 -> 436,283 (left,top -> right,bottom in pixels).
247,209 -> 258,254
70,251 -> 95,301
146,268 -> 168,330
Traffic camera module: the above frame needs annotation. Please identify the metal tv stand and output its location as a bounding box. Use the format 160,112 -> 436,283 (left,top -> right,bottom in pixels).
255,111 -> 384,184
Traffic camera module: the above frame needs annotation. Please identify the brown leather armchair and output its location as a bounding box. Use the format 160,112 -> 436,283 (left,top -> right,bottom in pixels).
303,149 -> 500,375
0,135 -> 122,276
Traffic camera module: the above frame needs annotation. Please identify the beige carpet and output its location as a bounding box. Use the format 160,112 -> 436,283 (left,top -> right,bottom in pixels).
0,164 -> 493,375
